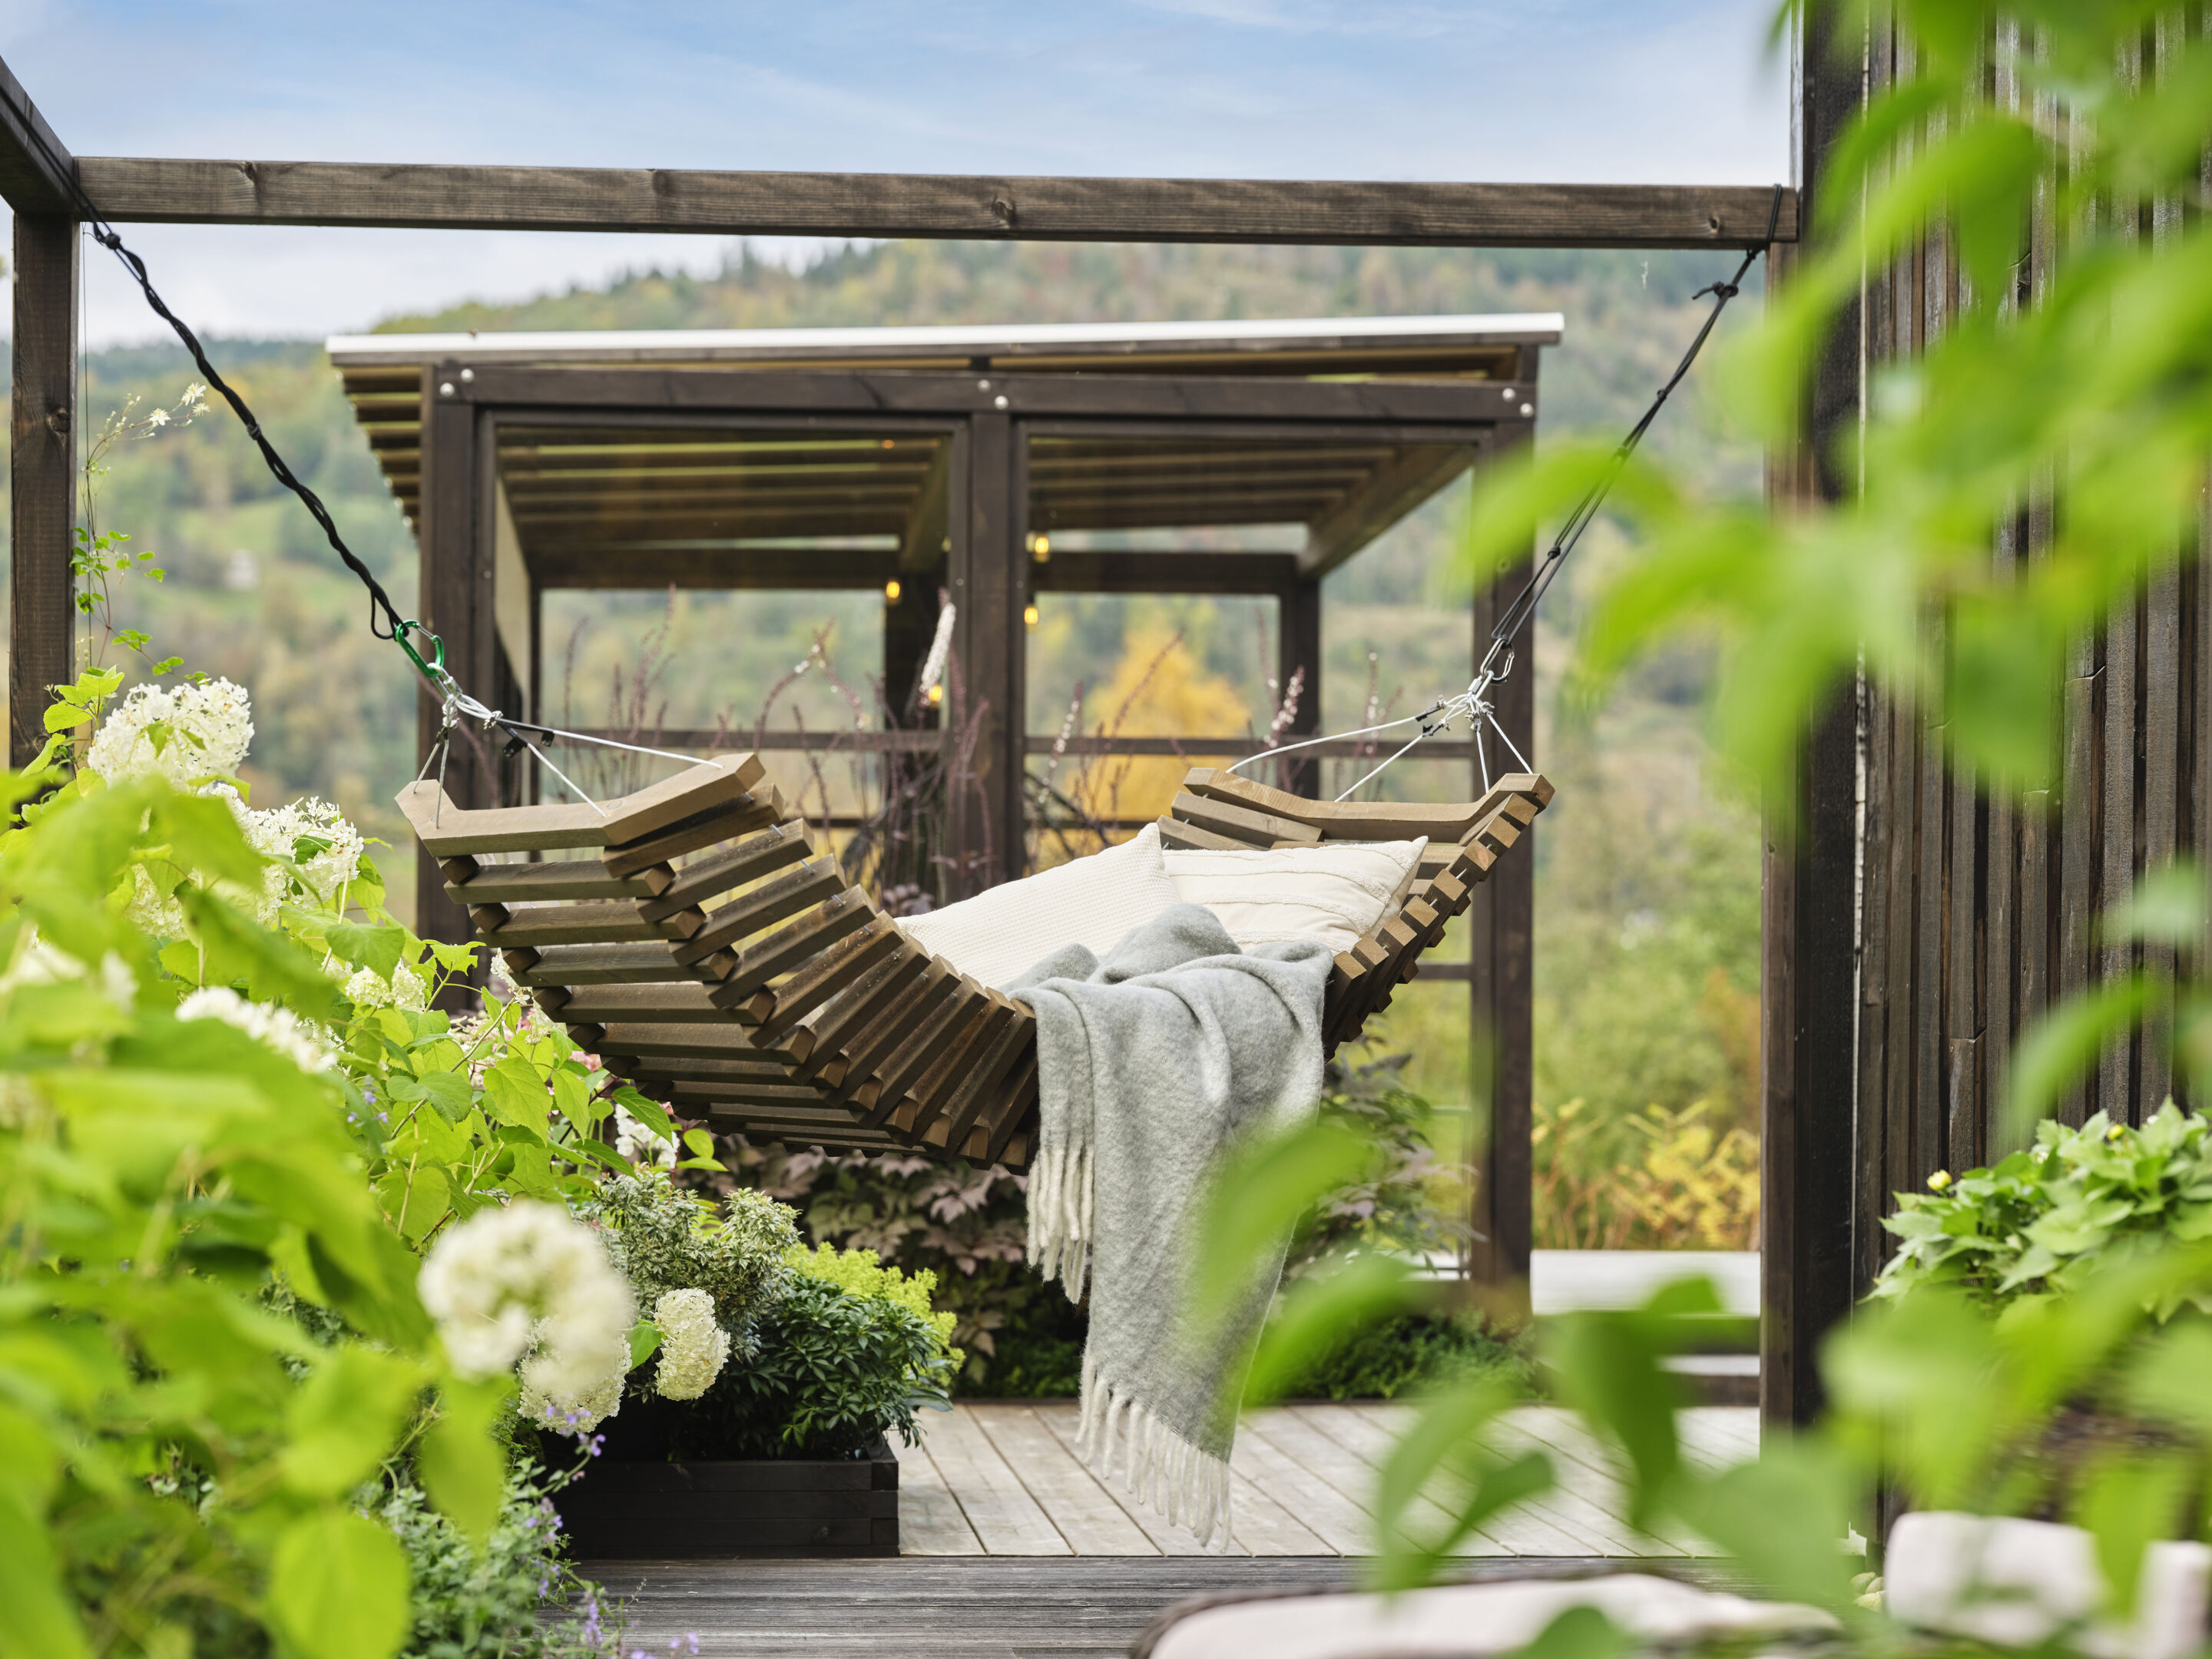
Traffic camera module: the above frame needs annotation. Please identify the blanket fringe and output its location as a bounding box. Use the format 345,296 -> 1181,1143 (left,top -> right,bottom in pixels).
1025,1143 -> 1092,1300
1076,1353 -> 1233,1550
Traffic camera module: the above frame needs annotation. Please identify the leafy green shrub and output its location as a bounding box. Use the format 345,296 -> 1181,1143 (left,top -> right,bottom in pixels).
668,1266 -> 956,1460
1290,1048 -> 1474,1276
1272,1310 -> 1529,1402
971,1294 -> 1088,1398
731,1141 -> 1048,1389
1874,1106 -> 2212,1313
0,767 -> 512,1658
584,1171 -> 799,1391
377,1467 -> 631,1659
787,1241 -> 961,1366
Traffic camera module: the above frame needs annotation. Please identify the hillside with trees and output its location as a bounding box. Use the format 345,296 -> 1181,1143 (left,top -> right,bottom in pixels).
12,238 -> 1765,1200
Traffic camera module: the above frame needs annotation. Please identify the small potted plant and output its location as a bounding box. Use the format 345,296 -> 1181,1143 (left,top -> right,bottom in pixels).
537,1170 -> 958,1558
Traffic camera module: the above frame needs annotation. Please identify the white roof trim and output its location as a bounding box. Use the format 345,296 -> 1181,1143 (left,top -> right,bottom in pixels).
326,312 -> 1564,365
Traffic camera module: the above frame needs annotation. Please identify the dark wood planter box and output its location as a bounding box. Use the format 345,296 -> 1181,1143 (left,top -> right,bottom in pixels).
545,1402 -> 897,1558
549,1435 -> 896,1558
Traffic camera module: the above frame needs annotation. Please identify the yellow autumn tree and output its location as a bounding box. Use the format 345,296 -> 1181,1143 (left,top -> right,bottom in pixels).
1050,626 -> 1250,853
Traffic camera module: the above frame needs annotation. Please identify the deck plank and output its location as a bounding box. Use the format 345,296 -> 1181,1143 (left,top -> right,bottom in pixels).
968,1405 -> 1161,1556
575,1558 -> 1534,1658
1345,1404 -> 1612,1558
1681,1406 -> 1761,1465
892,1438 -> 987,1556
1285,1404 -> 1515,1557
1253,1407 -> 1511,1558
916,1404 -> 1073,1555
1485,1419 -> 1689,1556
1027,1402 -> 1332,1557
1229,1418 -> 1382,1555
1030,1402 -> 1256,1557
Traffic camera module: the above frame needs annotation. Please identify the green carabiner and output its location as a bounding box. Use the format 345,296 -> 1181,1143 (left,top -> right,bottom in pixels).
394,620 -> 449,689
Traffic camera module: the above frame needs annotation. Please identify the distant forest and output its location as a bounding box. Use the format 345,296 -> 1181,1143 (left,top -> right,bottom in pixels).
6,237 -> 1764,1128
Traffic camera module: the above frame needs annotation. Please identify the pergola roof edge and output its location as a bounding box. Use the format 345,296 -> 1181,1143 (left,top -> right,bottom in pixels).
327,313 -> 1565,368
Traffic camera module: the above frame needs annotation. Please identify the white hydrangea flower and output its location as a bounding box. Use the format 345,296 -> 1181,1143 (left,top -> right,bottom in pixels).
124,868 -> 188,939
246,796 -> 366,909
84,677 -> 253,786
519,1363 -> 626,1435
176,986 -> 334,1072
651,1288 -> 730,1401
418,1201 -> 635,1402
614,1105 -> 677,1171
0,934 -> 135,1009
341,962 -> 428,1013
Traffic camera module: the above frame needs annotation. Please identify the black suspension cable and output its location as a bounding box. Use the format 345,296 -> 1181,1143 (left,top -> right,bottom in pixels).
1,87 -> 438,680
1474,183 -> 1785,689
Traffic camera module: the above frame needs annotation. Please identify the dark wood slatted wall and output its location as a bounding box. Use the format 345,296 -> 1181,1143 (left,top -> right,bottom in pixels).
1847,15 -> 2207,1300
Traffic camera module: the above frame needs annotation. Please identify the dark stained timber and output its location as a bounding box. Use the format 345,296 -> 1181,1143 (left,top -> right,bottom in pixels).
8,213 -> 76,767
77,158 -> 1799,248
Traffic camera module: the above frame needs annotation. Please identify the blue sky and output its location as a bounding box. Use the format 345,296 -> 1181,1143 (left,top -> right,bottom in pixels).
2,0 -> 1790,343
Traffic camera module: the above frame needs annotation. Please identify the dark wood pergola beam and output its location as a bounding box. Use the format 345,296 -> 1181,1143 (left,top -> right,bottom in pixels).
0,57 -> 75,214
1300,442 -> 1479,577
71,157 -> 1797,249
449,364 -> 1530,426
523,545 -> 1302,596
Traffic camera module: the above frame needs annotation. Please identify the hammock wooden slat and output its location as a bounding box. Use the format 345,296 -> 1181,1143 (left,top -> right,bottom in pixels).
398,758 -> 1551,1169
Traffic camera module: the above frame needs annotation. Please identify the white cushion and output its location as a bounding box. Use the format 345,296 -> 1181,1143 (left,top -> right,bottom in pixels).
1144,1572 -> 1833,1659
1887,1512 -> 2212,1659
1161,839 -> 1426,953
896,823 -> 1183,989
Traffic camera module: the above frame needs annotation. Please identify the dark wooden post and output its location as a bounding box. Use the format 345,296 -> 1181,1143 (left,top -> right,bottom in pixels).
1277,577 -> 1323,796
1465,480 -> 1536,1299
9,213 -> 78,766
948,409 -> 1025,889
1762,0 -> 1865,1431
414,362 -> 491,949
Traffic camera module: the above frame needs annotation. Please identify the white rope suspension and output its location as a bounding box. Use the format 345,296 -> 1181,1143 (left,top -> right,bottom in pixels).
1229,643 -> 1531,802
412,653 -> 717,824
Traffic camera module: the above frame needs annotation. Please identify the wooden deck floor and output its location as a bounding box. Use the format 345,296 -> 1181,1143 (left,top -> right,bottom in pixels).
575,1406 -> 1760,1656
899,1402 -> 1760,1558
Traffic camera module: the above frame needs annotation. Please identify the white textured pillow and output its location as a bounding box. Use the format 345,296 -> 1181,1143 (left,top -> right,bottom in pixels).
1162,839 -> 1426,953
896,823 -> 1184,988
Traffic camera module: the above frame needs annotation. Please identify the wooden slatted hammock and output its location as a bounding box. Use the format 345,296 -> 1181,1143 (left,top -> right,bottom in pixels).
399,759 -> 1551,1169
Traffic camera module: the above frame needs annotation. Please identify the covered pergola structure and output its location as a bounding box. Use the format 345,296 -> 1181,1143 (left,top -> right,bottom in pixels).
0,38 -> 1908,1431
324,314 -> 1559,1283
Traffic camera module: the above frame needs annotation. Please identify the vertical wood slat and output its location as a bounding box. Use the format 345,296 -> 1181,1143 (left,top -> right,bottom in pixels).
2058,624 -> 2098,1126
949,409 -> 1025,889
1463,525 -> 1533,1299
1915,685 -> 1945,1183
1984,519 -> 2018,1158
8,213 -> 78,769
1277,576 -> 1323,798
1763,0 -> 1865,1423
416,366 -> 487,954
1853,688 -> 1896,1299
2100,597 -> 2140,1120
2141,565 -> 2181,1112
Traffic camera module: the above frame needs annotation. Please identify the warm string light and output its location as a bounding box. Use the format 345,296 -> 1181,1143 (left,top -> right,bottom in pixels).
884,579 -> 902,603
1023,604 -> 1039,628
926,683 -> 944,706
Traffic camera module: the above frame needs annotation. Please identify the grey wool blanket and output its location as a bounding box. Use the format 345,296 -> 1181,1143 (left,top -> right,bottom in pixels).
1002,903 -> 1334,1548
